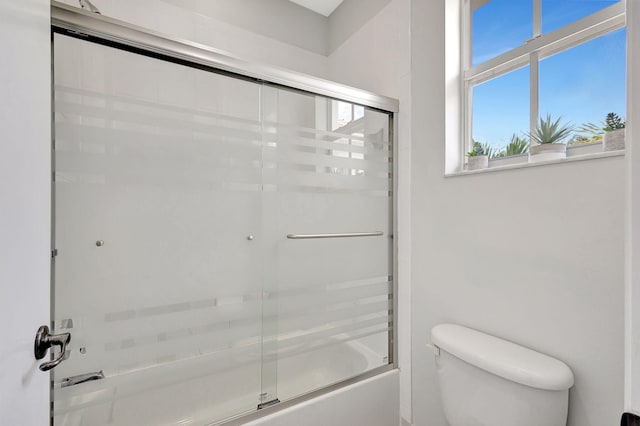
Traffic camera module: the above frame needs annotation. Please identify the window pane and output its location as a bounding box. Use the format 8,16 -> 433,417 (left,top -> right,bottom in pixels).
354,105 -> 365,120
472,0 -> 532,66
542,0 -> 621,34
472,66 -> 530,156
539,29 -> 626,144
336,101 -> 352,128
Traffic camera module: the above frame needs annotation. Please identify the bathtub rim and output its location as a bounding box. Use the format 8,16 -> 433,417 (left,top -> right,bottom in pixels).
211,364 -> 396,426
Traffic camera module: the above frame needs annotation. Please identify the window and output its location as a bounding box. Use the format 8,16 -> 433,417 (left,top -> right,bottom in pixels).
463,0 -> 626,169
329,100 -> 375,176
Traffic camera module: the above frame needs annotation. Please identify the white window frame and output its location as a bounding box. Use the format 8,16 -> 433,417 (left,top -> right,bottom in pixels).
461,0 -> 626,171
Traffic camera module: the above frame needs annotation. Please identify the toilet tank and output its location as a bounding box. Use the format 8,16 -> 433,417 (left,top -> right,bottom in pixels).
431,324 -> 574,426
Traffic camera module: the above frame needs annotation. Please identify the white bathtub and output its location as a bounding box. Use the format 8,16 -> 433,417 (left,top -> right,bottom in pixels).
53,339 -> 395,426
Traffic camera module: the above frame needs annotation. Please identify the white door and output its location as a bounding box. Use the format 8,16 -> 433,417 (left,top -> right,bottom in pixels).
0,0 -> 52,425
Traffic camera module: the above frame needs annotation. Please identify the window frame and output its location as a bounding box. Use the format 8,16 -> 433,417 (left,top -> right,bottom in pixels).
461,0 -> 626,170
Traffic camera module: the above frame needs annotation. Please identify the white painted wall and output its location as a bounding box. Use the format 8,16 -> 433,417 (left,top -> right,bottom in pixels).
411,1 -> 625,425
0,0 -> 51,424
410,159 -> 625,426
328,0 -> 392,53
162,0 -> 329,55
328,1 -> 412,424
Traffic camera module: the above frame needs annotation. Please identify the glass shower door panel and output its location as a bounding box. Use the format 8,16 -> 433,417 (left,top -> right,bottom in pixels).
262,88 -> 393,402
53,34 -> 264,425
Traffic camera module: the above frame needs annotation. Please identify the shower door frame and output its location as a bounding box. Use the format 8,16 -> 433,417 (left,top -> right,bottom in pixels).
50,2 -> 399,424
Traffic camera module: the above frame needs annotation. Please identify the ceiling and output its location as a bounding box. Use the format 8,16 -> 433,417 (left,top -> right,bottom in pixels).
289,0 -> 344,17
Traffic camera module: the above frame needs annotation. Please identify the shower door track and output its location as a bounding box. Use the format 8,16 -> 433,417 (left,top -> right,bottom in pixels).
50,2 -> 399,425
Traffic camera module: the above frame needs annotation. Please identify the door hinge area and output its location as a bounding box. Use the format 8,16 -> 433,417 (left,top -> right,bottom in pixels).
51,249 -> 58,258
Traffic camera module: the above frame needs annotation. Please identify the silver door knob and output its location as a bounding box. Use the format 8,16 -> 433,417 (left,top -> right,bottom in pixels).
34,325 -> 71,371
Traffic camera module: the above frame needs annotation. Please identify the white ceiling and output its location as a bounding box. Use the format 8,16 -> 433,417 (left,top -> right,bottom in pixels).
289,0 -> 344,17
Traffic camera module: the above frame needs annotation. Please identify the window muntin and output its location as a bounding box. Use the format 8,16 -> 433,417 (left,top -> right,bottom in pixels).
542,0 -> 621,34
464,0 -> 626,166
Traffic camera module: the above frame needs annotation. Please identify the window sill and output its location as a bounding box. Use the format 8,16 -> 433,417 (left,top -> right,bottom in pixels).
445,148 -> 625,178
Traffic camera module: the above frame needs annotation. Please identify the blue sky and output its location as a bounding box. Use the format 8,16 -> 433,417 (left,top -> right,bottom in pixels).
471,0 -> 626,148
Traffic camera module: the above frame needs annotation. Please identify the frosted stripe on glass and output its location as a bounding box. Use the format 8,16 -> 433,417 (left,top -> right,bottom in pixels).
262,127 -> 391,155
55,122 -> 264,153
55,275 -> 390,325
273,144 -> 391,167
57,85 -> 263,127
51,276 -> 391,381
262,122 -> 388,145
55,96 -> 263,139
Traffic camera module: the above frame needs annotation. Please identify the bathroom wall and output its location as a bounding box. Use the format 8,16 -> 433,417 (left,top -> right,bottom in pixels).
327,0 -> 392,53
161,0 -> 329,55
410,1 -> 625,425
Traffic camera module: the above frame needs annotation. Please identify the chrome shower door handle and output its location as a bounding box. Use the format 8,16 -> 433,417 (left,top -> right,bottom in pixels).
34,325 -> 71,371
61,370 -> 104,388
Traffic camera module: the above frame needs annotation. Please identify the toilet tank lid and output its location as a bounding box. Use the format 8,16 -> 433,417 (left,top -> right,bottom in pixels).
431,324 -> 574,391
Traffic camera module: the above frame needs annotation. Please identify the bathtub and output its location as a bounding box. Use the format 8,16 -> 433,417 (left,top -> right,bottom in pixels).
53,339 -> 396,426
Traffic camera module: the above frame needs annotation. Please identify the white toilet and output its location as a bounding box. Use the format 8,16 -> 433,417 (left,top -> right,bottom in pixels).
430,324 -> 574,426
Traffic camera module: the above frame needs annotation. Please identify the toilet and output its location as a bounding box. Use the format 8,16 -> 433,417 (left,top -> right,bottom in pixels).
430,324 -> 574,426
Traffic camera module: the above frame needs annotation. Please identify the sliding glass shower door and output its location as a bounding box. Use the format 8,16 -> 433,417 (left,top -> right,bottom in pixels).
51,29 -> 393,426
53,33 -> 268,425
262,87 -> 393,402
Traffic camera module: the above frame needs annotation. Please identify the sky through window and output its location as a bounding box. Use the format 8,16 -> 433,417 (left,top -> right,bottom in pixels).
471,0 -> 625,151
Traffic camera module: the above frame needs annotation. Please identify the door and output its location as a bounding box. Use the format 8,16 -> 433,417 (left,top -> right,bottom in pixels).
50,33 -> 268,425
263,88 -> 394,402
0,1 -> 51,424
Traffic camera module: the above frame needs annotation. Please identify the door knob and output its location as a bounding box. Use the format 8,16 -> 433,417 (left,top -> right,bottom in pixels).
34,325 -> 71,371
